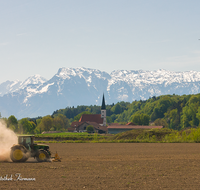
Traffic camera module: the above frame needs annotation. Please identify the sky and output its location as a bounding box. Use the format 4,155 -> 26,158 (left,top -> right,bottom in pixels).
1,0 -> 200,83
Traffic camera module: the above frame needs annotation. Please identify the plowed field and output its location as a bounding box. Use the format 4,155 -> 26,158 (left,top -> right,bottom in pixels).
1,143 -> 200,189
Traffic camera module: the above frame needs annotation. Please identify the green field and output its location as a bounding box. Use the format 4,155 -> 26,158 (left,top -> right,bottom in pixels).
34,132 -> 112,143
36,132 -> 92,137
33,128 -> 200,143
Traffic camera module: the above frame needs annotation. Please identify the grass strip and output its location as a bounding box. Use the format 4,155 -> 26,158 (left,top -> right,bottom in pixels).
35,128 -> 200,143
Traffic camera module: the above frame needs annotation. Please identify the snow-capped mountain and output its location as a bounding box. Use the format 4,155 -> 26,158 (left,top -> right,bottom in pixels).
1,67 -> 200,118
0,75 -> 47,97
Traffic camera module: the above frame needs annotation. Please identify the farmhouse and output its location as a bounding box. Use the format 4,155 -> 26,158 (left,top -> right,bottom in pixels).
68,94 -> 107,133
68,121 -> 107,133
107,125 -> 163,134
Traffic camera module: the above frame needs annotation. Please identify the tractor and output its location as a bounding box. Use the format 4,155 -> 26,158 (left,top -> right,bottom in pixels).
10,135 -> 51,162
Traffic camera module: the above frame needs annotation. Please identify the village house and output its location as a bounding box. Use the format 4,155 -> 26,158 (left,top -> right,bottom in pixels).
68,121 -> 107,134
68,94 -> 107,133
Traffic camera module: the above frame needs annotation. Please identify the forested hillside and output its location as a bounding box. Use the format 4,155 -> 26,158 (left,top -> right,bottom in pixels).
2,93 -> 200,134
52,93 -> 200,130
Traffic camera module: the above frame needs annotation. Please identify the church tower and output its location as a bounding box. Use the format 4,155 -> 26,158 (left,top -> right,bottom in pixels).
101,93 -> 106,126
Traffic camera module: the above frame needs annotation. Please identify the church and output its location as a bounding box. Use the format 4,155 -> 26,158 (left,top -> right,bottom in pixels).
68,94 -> 107,133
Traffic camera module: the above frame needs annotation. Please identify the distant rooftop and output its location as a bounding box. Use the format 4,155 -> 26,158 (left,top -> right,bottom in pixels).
107,125 -> 163,129
79,114 -> 103,124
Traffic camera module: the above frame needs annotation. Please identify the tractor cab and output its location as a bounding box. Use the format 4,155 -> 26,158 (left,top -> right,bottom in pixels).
18,135 -> 34,150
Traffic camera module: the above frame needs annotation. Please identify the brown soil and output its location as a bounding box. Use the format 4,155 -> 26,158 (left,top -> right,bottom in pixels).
1,143 -> 200,189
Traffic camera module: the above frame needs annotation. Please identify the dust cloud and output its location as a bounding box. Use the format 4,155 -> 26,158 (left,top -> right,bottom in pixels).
0,120 -> 18,162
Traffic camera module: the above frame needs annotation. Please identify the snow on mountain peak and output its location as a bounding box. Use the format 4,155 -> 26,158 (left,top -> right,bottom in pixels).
56,68 -> 77,79
22,74 -> 47,86
55,68 -> 200,91
56,67 -> 109,82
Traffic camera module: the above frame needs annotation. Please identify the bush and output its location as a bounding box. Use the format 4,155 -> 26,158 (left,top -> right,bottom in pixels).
86,125 -> 94,133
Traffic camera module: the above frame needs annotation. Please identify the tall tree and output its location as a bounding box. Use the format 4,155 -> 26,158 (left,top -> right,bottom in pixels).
37,116 -> 53,132
18,118 -> 35,134
7,115 -> 18,132
131,113 -> 150,125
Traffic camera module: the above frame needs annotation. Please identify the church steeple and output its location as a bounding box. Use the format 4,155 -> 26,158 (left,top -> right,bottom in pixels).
101,93 -> 106,126
101,93 -> 106,110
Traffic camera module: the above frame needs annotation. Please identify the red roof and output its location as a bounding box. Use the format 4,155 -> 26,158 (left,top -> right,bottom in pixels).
126,122 -> 135,125
107,125 -> 163,129
79,114 -> 103,124
71,122 -> 84,128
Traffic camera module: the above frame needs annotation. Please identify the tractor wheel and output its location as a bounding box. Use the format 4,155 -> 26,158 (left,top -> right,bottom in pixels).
10,146 -> 29,162
36,150 -> 49,162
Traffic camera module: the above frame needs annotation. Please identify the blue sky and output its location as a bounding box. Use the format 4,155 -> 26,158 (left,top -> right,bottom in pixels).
1,0 -> 200,83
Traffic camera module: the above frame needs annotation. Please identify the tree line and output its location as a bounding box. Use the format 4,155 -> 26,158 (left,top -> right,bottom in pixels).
50,93 -> 200,130
1,114 -> 70,134
1,93 -> 200,134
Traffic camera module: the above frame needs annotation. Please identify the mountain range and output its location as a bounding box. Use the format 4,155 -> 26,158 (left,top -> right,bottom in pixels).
1,67 -> 200,119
